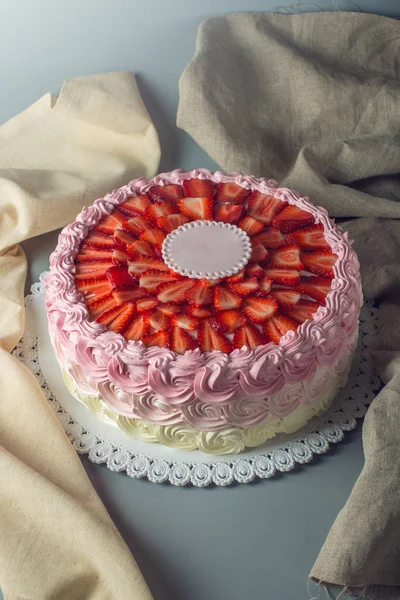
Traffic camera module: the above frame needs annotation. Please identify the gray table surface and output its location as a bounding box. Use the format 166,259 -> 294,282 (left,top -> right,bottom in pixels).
2,1 -> 396,599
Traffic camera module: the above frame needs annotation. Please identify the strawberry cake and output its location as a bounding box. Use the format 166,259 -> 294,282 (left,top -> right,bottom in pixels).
45,169 -> 362,454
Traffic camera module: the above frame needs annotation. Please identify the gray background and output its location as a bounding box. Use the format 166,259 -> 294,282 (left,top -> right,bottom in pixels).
1,1 -> 396,599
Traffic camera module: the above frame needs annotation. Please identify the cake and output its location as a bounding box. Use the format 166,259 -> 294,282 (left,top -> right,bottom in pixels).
45,169 -> 362,455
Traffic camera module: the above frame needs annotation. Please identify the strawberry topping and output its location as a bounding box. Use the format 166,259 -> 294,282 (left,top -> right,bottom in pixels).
185,282 -> 214,306
170,327 -> 198,354
272,205 -> 314,233
238,215 -> 264,237
214,203 -> 245,224
171,314 -> 200,331
263,315 -> 298,343
214,286 -> 242,310
198,320 -> 232,353
243,296 -> 278,324
285,223 -> 329,250
285,299 -> 320,323
268,244 -> 303,271
215,182 -> 250,204
228,278 -> 260,297
300,250 -> 336,279
117,195 -> 150,217
148,184 -> 184,203
233,323 -> 267,350
157,279 -> 195,304
263,268 -> 300,287
183,178 -> 214,198
247,191 -> 286,225
295,276 -> 332,304
211,309 -> 247,334
178,197 -> 213,220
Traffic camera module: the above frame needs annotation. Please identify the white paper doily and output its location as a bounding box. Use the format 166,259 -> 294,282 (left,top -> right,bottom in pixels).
14,272 -> 381,487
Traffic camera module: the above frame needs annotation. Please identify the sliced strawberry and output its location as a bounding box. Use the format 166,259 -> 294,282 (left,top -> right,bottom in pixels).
295,276 -> 332,304
215,182 -> 250,204
263,314 -> 298,343
140,228 -> 166,246
250,243 -> 269,263
156,213 -> 190,233
171,314 -> 200,331
229,278 -> 259,297
243,297 -> 278,324
145,310 -> 170,331
158,303 -> 182,317
178,197 -> 213,220
286,223 -> 329,251
233,323 -> 267,350
108,302 -> 136,333
76,276 -> 112,297
197,320 -> 232,353
252,227 -> 286,249
145,202 -> 177,223
75,248 -> 113,262
148,184 -> 184,203
95,212 -> 128,236
286,299 -> 320,323
113,228 -> 137,248
112,286 -> 147,304
187,305 -> 213,319
213,203 -> 245,224
268,244 -> 303,271
88,294 -> 118,319
214,286 -> 242,310
97,304 -> 127,326
186,282 -> 214,306
136,297 -> 159,312
123,216 -> 152,235
301,250 -> 336,279
227,269 -> 245,283
142,330 -> 170,349
255,275 -> 273,296
272,205 -> 314,233
263,268 -> 300,287
183,178 -> 214,198
86,291 -> 114,309
112,248 -> 131,266
199,278 -> 223,288
247,191 -> 286,225
171,327 -> 198,354
153,243 -> 164,260
81,230 -> 115,249
211,309 -> 247,334
245,263 -> 264,279
238,215 -> 264,237
75,261 -> 113,278
124,314 -> 149,341
157,279 -> 196,304
268,289 -> 301,308
118,195 -> 150,217
106,266 -> 136,288
128,257 -> 170,277
139,269 -> 177,294
127,240 -> 155,258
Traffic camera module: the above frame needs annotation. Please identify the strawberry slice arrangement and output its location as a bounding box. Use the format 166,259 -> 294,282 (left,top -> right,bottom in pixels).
74,177 -> 337,353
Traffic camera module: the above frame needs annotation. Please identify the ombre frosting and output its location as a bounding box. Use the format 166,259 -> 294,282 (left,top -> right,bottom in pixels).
45,169 -> 362,441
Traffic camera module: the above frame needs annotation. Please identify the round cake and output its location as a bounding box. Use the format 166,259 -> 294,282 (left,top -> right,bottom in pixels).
45,169 -> 362,455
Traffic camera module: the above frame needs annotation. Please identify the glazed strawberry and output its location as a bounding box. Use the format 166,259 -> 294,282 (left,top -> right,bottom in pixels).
245,263 -> 264,279
228,278 -> 259,297
268,289 -> 301,308
243,296 -> 278,324
171,314 -> 200,331
295,276 -> 332,304
211,309 -> 247,334
112,248 -> 131,266
139,269 -> 177,294
145,202 -> 177,222
199,278 -> 223,288
187,305 -> 213,319
156,213 -> 190,233
81,230 -> 115,249
215,182 -> 250,204
75,261 -> 114,279
263,268 -> 300,287
88,294 -> 118,319
106,266 -> 136,288
75,248 -> 113,262
112,286 -> 148,304
95,212 -> 128,236
214,286 -> 242,310
250,243 -> 269,263
113,228 -> 137,248
186,282 -> 214,306
213,203 -> 245,224
157,279 -> 195,304
252,227 -> 286,249
301,250 -> 336,278
108,302 -> 136,333
76,276 -> 112,297
122,216 -> 151,235
127,240 -> 155,258
238,215 -> 264,237
140,228 -> 166,246
233,323 -> 267,350
255,275 -> 273,296
148,184 -> 184,203
247,191 -> 286,225
183,178 -> 214,198
145,310 -> 170,331
142,330 -> 170,348
286,299 -> 320,323
227,269 -> 245,283
153,243 -> 164,260
286,223 -> 330,250
263,314 -> 298,343
135,297 -> 159,312
197,320 -> 232,353
124,314 -> 149,341
97,304 -> 127,326
128,257 -> 170,276
170,327 -> 197,354
178,197 -> 213,220
268,244 -> 303,271
86,291 -> 114,309
157,303 -> 182,316
272,205 -> 314,233
117,194 -> 151,217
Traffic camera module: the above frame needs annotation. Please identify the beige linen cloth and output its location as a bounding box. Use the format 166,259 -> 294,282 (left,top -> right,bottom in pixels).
178,11 -> 400,600
0,72 -> 160,600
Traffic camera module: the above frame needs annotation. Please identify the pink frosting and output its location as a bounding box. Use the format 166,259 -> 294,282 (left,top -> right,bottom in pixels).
45,169 -> 362,430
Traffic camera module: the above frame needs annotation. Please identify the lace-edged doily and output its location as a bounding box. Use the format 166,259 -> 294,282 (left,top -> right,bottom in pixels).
15,272 -> 381,487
